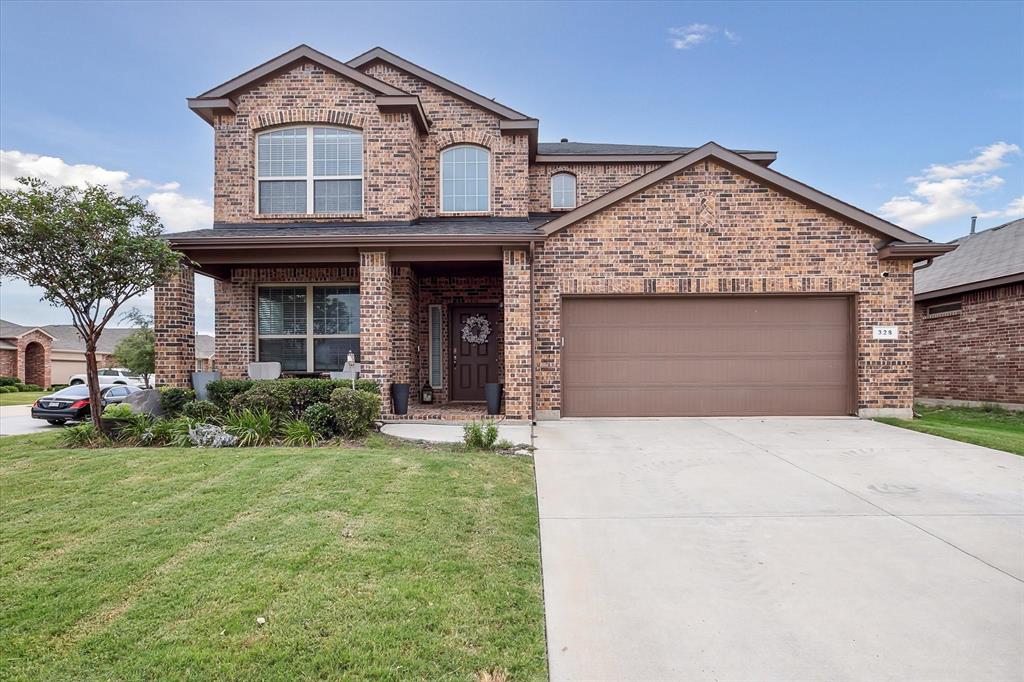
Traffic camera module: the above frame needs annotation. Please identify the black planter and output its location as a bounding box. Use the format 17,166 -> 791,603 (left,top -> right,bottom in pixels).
390,383 -> 410,415
485,383 -> 503,416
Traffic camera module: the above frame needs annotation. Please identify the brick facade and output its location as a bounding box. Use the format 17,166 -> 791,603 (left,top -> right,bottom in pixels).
532,161 -> 915,418
529,162 -> 663,214
359,251 -> 393,402
914,283 -> 1023,406
0,330 -> 52,387
503,249 -> 533,420
154,264 -> 196,388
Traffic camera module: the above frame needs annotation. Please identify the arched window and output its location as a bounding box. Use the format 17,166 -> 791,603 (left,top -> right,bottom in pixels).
256,126 -> 363,215
441,145 -> 490,213
550,172 -> 576,209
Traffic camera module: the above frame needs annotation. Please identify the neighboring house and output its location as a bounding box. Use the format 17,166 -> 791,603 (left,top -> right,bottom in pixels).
0,320 -> 54,387
0,319 -> 215,386
914,218 -> 1023,409
157,44 -> 952,419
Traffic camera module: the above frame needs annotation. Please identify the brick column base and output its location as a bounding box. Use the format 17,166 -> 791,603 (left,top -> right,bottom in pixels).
154,263 -> 195,388
503,248 -> 532,420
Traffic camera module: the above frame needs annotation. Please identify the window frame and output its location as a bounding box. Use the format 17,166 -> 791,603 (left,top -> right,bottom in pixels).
439,144 -> 491,214
254,125 -> 364,216
925,300 -> 963,319
255,283 -> 360,373
550,172 -> 577,210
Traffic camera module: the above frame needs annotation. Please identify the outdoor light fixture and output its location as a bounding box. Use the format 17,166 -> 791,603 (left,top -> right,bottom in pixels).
421,382 -> 434,404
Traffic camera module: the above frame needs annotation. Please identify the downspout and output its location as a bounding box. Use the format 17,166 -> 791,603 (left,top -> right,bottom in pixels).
913,258 -> 934,272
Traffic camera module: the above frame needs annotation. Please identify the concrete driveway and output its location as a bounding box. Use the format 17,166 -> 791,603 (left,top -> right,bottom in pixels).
535,418 -> 1024,681
0,405 -> 69,436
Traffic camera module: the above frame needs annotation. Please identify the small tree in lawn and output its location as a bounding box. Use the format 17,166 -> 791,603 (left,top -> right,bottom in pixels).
113,309 -> 155,388
0,178 -> 183,427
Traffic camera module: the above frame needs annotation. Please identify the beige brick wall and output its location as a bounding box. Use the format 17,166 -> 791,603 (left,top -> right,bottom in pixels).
532,160 -> 915,417
529,161 -> 663,213
360,62 -> 530,218
503,248 -> 532,419
214,61 -> 420,223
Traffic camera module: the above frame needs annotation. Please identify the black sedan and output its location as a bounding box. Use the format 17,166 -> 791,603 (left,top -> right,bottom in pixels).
31,384 -> 141,425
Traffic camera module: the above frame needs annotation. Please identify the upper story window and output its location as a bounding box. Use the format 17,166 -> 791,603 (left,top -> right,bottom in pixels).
441,145 -> 489,213
256,126 -> 363,215
550,172 -> 577,209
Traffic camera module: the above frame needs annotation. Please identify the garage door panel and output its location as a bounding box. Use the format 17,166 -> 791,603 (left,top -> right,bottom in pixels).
561,297 -> 853,417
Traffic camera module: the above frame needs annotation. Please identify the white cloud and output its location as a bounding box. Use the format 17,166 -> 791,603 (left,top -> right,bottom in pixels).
879,142 -> 1022,229
0,149 -> 211,233
667,23 -> 733,50
724,29 -> 741,43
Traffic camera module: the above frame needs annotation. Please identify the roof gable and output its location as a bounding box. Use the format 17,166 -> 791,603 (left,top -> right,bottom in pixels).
347,47 -> 531,121
187,45 -> 430,131
540,142 -> 931,245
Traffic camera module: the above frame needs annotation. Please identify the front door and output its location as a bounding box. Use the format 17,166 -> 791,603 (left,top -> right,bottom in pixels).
450,305 -> 499,401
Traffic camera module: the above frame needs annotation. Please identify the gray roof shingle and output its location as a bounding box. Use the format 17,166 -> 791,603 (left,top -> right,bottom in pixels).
915,218 -> 1024,296
537,141 -> 773,156
168,217 -> 549,241
0,320 -> 214,358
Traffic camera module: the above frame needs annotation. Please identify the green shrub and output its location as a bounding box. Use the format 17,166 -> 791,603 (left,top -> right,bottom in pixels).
329,387 -> 381,438
48,384 -> 68,391
102,403 -> 135,419
229,385 -> 290,423
181,400 -> 223,424
463,419 -> 500,450
159,387 -> 196,417
20,383 -> 43,392
302,402 -> 337,438
0,386 -> 16,393
207,378 -> 380,415
224,408 -> 275,447
206,379 -> 255,411
0,376 -> 21,387
281,418 -> 319,447
59,423 -> 108,448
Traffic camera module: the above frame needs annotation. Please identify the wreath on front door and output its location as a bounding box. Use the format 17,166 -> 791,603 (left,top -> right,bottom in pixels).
461,315 -> 492,345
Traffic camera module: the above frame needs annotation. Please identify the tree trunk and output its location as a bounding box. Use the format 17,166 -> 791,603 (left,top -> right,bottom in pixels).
85,342 -> 103,429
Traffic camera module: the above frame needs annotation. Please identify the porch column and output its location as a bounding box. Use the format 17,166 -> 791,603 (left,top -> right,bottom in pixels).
154,262 -> 195,388
391,264 -> 418,388
360,250 -> 393,403
503,247 -> 532,420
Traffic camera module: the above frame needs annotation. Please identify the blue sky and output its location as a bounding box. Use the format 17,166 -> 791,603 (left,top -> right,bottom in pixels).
2,0 -> 1022,333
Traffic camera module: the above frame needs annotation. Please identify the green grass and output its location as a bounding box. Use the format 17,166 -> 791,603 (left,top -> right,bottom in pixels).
877,404 -> 1024,455
0,432 -> 547,681
0,391 -> 51,407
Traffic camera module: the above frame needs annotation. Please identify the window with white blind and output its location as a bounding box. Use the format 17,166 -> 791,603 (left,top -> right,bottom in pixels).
257,285 -> 359,372
256,126 -> 363,215
550,172 -> 577,209
428,305 -> 443,388
440,145 -> 490,212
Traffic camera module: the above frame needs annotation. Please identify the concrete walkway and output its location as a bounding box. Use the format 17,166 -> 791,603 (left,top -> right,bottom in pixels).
535,418 -> 1024,681
381,421 -> 531,445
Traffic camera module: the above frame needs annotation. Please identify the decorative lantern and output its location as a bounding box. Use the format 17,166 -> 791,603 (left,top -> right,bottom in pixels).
421,382 -> 434,404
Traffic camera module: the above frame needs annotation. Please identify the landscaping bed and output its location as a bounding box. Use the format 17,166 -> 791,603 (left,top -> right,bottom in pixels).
877,403 -> 1024,455
0,431 -> 547,681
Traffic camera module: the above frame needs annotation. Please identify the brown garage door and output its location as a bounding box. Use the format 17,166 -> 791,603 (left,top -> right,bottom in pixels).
561,296 -> 853,417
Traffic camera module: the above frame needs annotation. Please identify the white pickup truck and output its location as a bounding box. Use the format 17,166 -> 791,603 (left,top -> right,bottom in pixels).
68,367 -> 146,387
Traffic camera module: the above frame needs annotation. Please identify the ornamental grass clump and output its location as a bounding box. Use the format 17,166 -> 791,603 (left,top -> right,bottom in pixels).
463,419 -> 500,450
59,423 -> 108,448
224,408 -> 275,447
281,418 -> 319,447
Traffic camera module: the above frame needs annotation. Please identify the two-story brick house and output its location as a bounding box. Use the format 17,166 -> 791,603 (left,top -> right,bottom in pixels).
156,44 -> 953,419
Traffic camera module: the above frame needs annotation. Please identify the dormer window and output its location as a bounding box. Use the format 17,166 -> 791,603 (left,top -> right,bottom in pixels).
256,126 -> 363,215
550,172 -> 577,209
441,145 -> 490,213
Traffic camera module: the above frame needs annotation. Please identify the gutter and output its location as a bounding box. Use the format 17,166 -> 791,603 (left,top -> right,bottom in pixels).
169,233 -> 544,248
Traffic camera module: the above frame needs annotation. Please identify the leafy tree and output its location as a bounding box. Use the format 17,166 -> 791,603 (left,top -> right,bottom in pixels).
113,309 -> 155,388
0,178 -> 184,427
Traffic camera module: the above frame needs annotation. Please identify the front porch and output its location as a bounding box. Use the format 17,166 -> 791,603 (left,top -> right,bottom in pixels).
154,243 -> 534,421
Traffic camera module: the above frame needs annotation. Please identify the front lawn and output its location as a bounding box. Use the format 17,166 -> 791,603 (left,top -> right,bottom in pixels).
877,404 -> 1024,455
0,390 -> 51,407
0,432 -> 547,681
